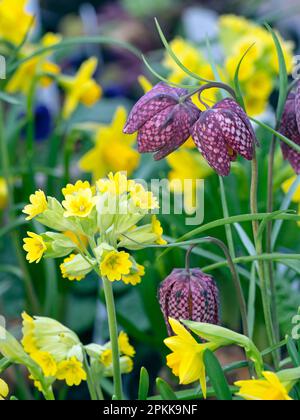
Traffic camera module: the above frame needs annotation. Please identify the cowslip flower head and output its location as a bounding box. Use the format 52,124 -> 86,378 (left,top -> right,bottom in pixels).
100,249 -> 132,282
159,268 -> 219,335
235,371 -> 292,401
62,187 -> 97,218
123,82 -> 200,160
279,85 -> 300,174
23,232 -> 47,263
22,190 -> 48,220
55,357 -> 87,386
0,378 -> 9,400
191,98 -> 256,176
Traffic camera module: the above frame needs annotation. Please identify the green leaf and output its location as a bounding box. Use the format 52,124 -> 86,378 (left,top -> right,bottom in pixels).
248,264 -> 257,339
156,378 -> 178,400
287,337 -> 300,367
138,367 -> 150,400
203,350 -> 232,400
0,91 -> 22,106
233,44 -> 256,110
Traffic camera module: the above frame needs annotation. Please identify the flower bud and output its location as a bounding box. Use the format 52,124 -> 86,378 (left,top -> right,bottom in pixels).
158,268 -> 219,335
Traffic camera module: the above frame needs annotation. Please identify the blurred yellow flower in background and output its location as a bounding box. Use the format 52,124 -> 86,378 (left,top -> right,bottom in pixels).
22,190 -> 48,220
235,371 -> 292,400
0,0 -> 34,45
0,378 -> 9,400
23,232 -> 47,264
59,57 -> 102,119
79,107 -> 140,181
0,178 -> 8,209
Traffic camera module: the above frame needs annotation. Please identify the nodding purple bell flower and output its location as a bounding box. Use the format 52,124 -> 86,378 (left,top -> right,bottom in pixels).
279,84 -> 300,174
158,268 -> 220,336
191,98 -> 257,176
123,82 -> 200,160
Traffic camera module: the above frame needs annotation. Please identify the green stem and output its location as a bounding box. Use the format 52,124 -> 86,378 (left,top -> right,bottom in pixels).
101,275 -> 123,400
83,353 -> 98,401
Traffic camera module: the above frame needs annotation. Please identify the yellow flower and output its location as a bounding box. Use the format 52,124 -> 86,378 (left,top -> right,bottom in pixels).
164,318 -> 219,398
100,250 -> 132,282
244,96 -> 267,117
138,75 -> 153,93
0,178 -> 8,209
245,71 -> 273,100
79,107 -> 140,181
62,180 -> 92,197
56,357 -> 87,387
0,378 -> 9,400
282,176 -> 300,203
225,55 -> 254,82
130,187 -> 159,210
21,312 -> 37,354
122,264 -> 145,286
23,232 -> 47,264
151,216 -> 167,245
0,0 -> 35,45
31,351 -> 57,377
29,374 -> 43,393
63,231 -> 89,250
62,188 -> 96,218
60,57 -> 102,119
60,254 -> 85,281
118,331 -> 135,357
22,190 -> 48,220
100,349 -> 113,367
235,371 -> 292,401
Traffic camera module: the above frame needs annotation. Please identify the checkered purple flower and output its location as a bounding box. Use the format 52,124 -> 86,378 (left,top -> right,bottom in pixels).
279,84 -> 300,174
191,98 -> 256,176
123,82 -> 200,160
158,268 -> 219,335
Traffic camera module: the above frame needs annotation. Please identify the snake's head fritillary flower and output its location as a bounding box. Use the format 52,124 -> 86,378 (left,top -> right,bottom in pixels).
279,85 -> 300,174
158,268 -> 219,335
123,82 -> 200,160
191,98 -> 256,176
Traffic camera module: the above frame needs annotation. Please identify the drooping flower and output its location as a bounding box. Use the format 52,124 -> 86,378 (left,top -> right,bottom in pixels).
151,215 -> 167,245
118,331 -> 136,357
31,351 -> 57,377
59,57 -> 102,119
62,188 -> 96,218
279,86 -> 300,174
22,190 -> 48,220
159,268 -> 219,335
100,250 -> 132,282
23,232 -> 47,263
235,371 -> 292,401
121,263 -> 145,286
79,107 -> 140,181
191,98 -> 256,176
123,82 -> 200,160
60,254 -> 86,281
56,357 -> 87,387
0,378 -> 9,400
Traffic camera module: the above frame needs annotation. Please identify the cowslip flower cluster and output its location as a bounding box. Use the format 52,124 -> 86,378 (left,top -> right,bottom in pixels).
22,172 -> 166,285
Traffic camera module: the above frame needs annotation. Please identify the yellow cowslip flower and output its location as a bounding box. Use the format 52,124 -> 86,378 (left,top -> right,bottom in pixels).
60,254 -> 85,281
235,371 -> 292,401
97,171 -> 129,196
21,312 -> 37,354
29,374 -> 43,393
79,107 -> 140,181
62,188 -> 96,218
31,351 -> 57,377
164,318 -> 219,398
62,180 -> 92,197
0,0 -> 34,45
151,216 -> 167,245
130,186 -> 159,211
0,177 -> 8,209
22,190 -> 48,220
0,378 -> 9,400
245,70 -> 273,100
56,357 -> 87,387
118,331 -> 135,358
100,250 -> 132,282
122,264 -> 145,286
59,57 -> 102,119
244,96 -> 268,117
100,349 -> 113,367
23,232 -> 47,264
225,55 -> 254,82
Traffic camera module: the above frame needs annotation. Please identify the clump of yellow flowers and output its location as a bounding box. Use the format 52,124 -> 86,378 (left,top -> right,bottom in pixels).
22,172 -> 166,285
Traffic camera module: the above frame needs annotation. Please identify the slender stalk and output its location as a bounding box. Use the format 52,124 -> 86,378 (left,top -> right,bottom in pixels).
83,353 -> 98,401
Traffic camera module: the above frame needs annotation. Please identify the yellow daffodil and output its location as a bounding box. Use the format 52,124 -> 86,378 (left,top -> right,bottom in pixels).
118,332 -> 135,357
164,318 -> 219,398
138,75 -> 153,93
100,349 -> 113,367
100,250 -> 132,282
22,190 -> 48,220
60,57 -> 102,119
245,70 -> 273,100
56,357 -> 87,387
122,264 -> 145,286
151,216 -> 167,245
0,0 -> 34,45
31,351 -> 57,377
62,180 -> 92,197
60,254 -> 85,281
23,232 -> 47,264
62,188 -> 96,218
244,96 -> 268,117
79,107 -> 140,181
235,371 -> 293,401
0,378 -> 9,400
0,178 -> 8,209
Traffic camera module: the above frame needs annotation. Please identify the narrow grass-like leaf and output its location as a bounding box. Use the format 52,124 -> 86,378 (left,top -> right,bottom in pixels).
204,350 -> 232,400
156,378 -> 178,400
248,264 -> 257,339
287,337 -> 300,367
138,367 -> 150,400
0,91 -> 21,106
234,44 -> 256,110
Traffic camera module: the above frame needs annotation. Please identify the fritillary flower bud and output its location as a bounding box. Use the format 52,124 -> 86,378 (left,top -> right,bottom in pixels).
123,82 -> 200,160
191,98 -> 256,176
158,268 -> 220,335
279,85 -> 300,174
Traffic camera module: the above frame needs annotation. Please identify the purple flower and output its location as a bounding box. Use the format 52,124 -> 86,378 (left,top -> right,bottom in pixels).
191,98 -> 256,176
279,85 -> 300,174
158,268 -> 219,335
123,82 -> 200,160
